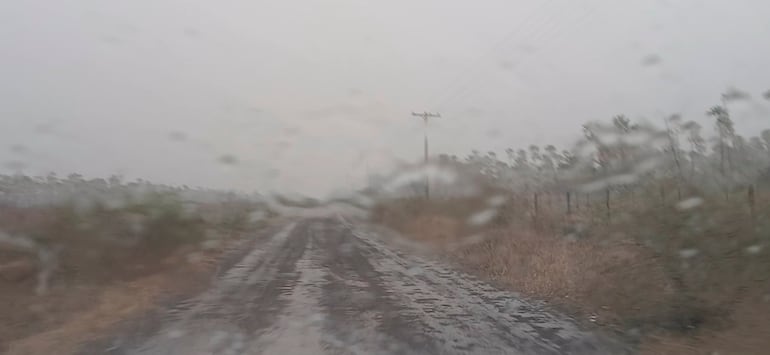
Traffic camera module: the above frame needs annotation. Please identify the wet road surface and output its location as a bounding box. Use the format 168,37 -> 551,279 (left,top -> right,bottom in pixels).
83,218 -> 628,355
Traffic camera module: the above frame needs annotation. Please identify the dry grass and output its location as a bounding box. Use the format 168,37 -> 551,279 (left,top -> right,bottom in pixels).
0,221 -> 259,354
2,246 -> 231,355
403,215 -> 461,243
391,215 -> 674,329
373,189 -> 770,353
454,228 -> 672,326
0,196 -> 268,352
640,293 -> 770,355
4,273 -> 172,355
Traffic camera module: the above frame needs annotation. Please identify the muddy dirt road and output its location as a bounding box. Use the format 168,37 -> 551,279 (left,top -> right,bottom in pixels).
82,218 -> 628,355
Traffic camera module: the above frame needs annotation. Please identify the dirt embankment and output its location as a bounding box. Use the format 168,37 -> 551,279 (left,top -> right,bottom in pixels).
372,195 -> 770,355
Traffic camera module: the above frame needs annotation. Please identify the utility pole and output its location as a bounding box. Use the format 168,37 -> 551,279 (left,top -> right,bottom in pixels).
412,111 -> 441,199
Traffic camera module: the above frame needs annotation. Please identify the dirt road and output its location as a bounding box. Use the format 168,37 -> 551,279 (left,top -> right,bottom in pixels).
82,218 -> 628,355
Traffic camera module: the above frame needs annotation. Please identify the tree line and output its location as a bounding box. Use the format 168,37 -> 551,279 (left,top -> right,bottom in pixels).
436,89 -> 770,223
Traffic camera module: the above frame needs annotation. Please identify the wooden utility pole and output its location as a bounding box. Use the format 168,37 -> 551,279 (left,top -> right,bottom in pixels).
412,111 -> 441,199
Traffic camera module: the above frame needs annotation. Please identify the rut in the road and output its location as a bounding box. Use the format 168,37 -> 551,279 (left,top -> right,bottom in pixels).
78,218 -> 629,355
351,224 -> 624,354
165,221 -> 309,333
316,220 -> 442,354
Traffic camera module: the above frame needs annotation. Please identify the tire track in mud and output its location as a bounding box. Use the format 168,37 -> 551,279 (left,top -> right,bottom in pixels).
348,223 -> 629,355
108,221 -> 309,354
316,220 -> 441,355
248,224 -> 328,354
79,218 -> 629,355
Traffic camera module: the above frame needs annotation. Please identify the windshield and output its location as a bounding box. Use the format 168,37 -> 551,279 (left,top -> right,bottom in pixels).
2,1 -> 769,354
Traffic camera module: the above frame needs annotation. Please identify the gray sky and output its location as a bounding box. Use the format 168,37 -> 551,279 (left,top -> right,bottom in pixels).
2,0 -> 770,196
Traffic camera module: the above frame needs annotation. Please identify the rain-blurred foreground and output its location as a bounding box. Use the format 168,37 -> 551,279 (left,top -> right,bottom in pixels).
0,174 -> 273,353
2,95 -> 770,353
368,104 -> 770,354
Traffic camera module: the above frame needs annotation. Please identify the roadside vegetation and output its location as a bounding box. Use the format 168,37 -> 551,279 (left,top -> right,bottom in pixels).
372,90 -> 770,354
0,173 -> 271,351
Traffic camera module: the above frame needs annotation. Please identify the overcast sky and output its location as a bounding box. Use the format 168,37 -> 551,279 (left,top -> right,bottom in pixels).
2,0 -> 769,197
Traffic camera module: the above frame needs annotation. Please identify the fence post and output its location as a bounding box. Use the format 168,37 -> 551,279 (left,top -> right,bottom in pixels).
509,193 -> 515,216
605,188 -> 611,223
566,191 -> 572,215
575,192 -> 580,211
533,192 -> 539,227
748,184 -> 756,227
660,185 -> 665,204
